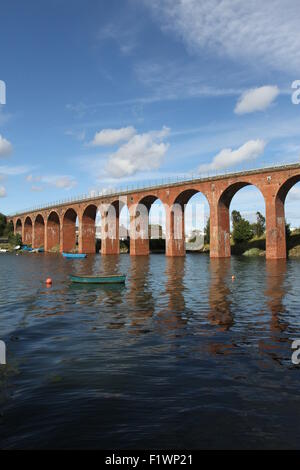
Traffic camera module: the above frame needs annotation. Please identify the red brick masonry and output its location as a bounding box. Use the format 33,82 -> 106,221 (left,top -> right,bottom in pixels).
10,164 -> 300,259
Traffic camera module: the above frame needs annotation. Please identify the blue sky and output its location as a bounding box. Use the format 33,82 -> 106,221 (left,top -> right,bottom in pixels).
1,0 -> 300,228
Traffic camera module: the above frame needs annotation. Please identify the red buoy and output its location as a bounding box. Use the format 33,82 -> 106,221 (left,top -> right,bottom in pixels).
46,278 -> 52,286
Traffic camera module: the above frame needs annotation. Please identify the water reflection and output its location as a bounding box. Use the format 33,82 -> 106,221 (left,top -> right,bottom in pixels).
265,259 -> 288,333
2,253 -> 300,449
127,256 -> 155,334
153,257 -> 189,339
208,258 -> 233,331
165,256 -> 186,313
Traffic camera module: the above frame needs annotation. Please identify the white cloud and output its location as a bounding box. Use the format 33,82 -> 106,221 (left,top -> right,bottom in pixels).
235,86 -> 279,114
0,165 -> 29,176
105,126 -> 170,178
31,185 -> 44,192
65,129 -> 86,141
42,175 -> 77,190
198,139 -> 266,172
288,186 -> 300,201
146,0 -> 300,73
89,126 -> 137,146
0,135 -> 13,157
0,185 -> 6,197
26,174 -> 41,183
28,174 -> 77,190
54,177 -> 77,190
98,22 -> 139,55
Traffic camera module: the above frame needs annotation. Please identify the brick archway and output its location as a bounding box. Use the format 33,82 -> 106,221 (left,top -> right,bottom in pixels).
24,216 -> 33,245
16,218 -> 22,237
268,175 -> 300,258
167,188 -> 210,257
46,211 -> 60,252
129,194 -> 166,256
100,200 -> 124,255
80,204 -> 98,254
33,214 -> 45,248
62,208 -> 77,253
211,181 -> 265,258
10,163 -> 300,260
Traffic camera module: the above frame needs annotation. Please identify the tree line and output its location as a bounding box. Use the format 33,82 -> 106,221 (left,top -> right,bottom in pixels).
204,211 -> 266,245
0,213 -> 21,245
204,210 -> 291,245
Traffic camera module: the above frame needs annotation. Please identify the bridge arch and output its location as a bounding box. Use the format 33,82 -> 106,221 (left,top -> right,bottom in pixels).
119,203 -> 130,253
24,216 -> 33,245
16,218 -> 22,236
47,211 -> 60,252
80,204 -> 98,254
170,188 -> 210,256
99,199 -> 127,255
129,194 -> 166,255
211,181 -> 265,258
34,214 -> 45,248
62,208 -> 77,253
271,174 -> 300,258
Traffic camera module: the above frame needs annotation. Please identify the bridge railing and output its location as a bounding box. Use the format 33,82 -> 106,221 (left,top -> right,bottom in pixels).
9,160 -> 300,216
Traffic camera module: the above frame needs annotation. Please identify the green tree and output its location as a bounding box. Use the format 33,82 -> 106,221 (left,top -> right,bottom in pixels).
8,232 -> 22,246
252,211 -> 265,238
231,210 -> 242,226
204,217 -> 210,244
3,220 -> 14,237
231,210 -> 254,243
0,213 -> 7,237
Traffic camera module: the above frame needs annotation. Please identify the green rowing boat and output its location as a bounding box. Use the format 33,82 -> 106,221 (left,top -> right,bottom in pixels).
69,274 -> 126,284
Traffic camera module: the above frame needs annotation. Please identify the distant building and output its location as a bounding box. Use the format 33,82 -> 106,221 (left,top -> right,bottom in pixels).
119,224 -> 129,240
185,229 -> 204,243
149,224 -> 163,239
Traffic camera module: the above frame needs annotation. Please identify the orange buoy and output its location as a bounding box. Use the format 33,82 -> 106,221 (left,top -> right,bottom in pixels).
232,275 -> 235,281
46,278 -> 52,286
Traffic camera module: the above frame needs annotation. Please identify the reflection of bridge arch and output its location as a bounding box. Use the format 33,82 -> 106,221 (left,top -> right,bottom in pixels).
10,164 -> 300,259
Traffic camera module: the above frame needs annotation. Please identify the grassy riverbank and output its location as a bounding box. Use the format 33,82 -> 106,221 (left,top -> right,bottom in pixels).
202,230 -> 300,257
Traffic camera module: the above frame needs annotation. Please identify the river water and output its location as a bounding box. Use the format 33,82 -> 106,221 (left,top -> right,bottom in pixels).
0,252 -> 300,449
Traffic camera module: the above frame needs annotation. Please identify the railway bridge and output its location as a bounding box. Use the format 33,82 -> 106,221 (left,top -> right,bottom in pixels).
9,163 -> 300,259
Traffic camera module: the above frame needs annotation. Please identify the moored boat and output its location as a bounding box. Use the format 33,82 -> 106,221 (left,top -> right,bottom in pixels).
69,274 -> 126,284
62,252 -> 87,259
21,245 -> 32,252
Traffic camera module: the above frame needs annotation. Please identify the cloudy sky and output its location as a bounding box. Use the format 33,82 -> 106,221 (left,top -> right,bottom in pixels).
1,0 -> 300,228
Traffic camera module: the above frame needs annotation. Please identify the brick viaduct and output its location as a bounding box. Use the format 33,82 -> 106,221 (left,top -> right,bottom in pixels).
9,163 -> 300,259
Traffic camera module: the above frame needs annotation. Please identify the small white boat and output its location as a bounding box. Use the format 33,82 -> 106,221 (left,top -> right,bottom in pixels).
0,248 -> 7,253
14,245 -> 21,250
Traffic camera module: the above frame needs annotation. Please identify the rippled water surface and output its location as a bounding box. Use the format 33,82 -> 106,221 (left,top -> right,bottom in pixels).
0,252 -> 300,449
